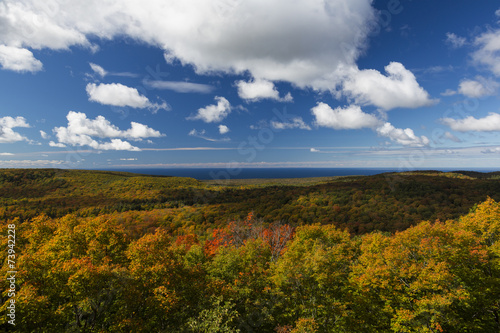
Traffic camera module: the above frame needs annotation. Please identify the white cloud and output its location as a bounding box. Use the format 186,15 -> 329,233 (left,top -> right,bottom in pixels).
236,79 -> 293,102
0,116 -> 30,143
0,160 -> 67,168
189,129 -> 204,136
218,124 -> 229,134
86,83 -> 149,107
123,122 -> 165,139
482,147 -> 500,154
86,83 -> 169,112
0,1 -> 89,50
446,32 -> 466,48
144,80 -> 214,93
88,63 -> 138,78
89,63 -> 107,77
340,62 -> 438,110
376,122 -> 430,147
458,77 -> 499,98
441,89 -> 457,96
0,45 -> 42,73
311,103 -> 380,130
472,29 -> 500,76
271,117 -> 311,130
40,130 -> 49,139
51,111 -> 164,151
0,1 -> 436,111
96,139 -> 141,151
310,148 -> 320,153
156,0 -> 375,87
49,141 -> 66,148
0,0 -> 375,90
0,153 -> 14,156
441,113 -> 500,132
188,128 -> 229,142
187,96 -> 231,123
282,93 -> 293,102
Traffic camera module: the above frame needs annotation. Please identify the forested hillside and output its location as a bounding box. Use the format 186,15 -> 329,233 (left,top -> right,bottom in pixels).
0,169 -> 499,332
1,169 -> 500,234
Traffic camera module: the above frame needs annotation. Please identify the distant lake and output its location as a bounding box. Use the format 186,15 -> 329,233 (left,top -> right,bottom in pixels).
100,167 -> 499,180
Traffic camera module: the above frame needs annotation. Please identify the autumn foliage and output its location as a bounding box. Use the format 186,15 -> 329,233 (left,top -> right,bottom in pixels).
0,170 -> 499,332
204,212 -> 294,259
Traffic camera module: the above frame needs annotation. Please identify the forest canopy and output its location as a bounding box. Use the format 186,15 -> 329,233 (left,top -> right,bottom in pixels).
0,169 -> 499,332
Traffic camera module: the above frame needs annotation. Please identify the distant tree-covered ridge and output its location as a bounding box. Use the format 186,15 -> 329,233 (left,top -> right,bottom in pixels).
1,168 -> 499,234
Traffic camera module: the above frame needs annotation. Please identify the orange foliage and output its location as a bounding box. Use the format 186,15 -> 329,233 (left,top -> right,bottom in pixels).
174,234 -> 199,251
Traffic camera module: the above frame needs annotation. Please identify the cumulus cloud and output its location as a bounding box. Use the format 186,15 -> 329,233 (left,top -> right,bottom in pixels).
236,79 -> 293,102
310,148 -> 320,153
446,32 -> 466,48
312,102 -> 430,147
0,45 -> 43,73
311,103 -> 380,130
0,116 -> 30,143
49,141 -> 66,148
0,1 -> 438,111
441,113 -> 500,132
458,77 -> 499,98
0,1 -> 89,50
86,83 -> 149,108
187,96 -> 231,123
376,122 -> 430,147
86,83 -> 169,112
218,124 -> 229,134
50,111 -> 164,151
271,117 -> 311,130
0,0 -> 375,88
144,80 -> 214,93
340,62 -> 438,110
472,28 -> 500,76
309,102 -> 431,147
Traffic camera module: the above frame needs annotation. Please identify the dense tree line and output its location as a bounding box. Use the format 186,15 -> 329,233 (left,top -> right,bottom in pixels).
1,169 -> 500,234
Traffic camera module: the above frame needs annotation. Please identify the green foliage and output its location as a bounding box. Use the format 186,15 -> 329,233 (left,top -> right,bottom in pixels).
271,225 -> 358,331
187,296 -> 241,333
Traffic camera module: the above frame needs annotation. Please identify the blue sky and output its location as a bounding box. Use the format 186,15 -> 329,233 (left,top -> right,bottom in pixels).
1,0 -> 500,170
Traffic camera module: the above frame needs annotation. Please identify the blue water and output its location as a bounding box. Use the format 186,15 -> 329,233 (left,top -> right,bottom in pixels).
100,167 -> 499,180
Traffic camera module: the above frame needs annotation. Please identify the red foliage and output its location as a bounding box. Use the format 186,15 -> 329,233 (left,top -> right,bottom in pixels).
174,234 -> 199,251
204,212 -> 295,258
